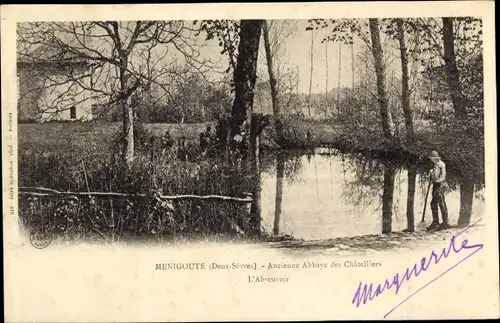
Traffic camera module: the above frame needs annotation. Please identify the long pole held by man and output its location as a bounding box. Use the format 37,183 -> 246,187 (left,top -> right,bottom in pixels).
426,151 -> 451,231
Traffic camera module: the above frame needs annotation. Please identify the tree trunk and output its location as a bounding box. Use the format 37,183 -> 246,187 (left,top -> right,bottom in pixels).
337,43 -> 342,114
364,51 -> 369,106
231,20 -> 263,159
308,31 -> 314,117
249,156 -> 262,236
231,20 -> 264,234
296,66 -> 299,96
369,18 -> 393,140
382,163 -> 396,233
396,18 -> 415,142
406,164 -> 417,231
249,126 -> 262,236
273,152 -> 285,235
426,78 -> 433,119
351,41 -> 355,89
325,33 -> 329,117
442,17 -> 467,119
125,95 -> 134,164
119,63 -> 135,166
458,177 -> 474,226
262,21 -> 282,143
248,114 -> 270,235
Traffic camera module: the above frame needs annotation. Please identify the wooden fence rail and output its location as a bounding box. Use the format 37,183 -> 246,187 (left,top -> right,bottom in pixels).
18,187 -> 253,203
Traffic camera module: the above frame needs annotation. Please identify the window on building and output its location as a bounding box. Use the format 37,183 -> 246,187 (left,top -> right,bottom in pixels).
70,106 -> 77,120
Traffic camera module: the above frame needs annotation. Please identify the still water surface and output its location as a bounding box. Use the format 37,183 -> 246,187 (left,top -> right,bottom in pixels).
259,148 -> 485,240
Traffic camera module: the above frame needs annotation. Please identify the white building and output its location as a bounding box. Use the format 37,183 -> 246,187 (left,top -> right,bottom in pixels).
17,46 -> 94,122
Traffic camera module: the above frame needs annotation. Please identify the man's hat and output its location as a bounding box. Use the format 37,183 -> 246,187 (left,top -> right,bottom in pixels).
429,150 -> 441,161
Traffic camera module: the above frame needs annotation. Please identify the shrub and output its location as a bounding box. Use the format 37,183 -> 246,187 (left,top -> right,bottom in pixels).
265,115 -> 316,149
19,136 -> 257,243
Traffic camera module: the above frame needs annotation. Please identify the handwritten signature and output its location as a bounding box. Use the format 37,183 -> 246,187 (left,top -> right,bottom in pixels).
352,218 -> 484,318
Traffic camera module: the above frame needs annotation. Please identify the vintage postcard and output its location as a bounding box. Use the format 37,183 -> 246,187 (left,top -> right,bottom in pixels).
2,1 -> 498,321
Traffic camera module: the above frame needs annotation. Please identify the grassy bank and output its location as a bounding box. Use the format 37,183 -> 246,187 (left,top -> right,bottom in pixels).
18,121 -> 258,242
262,117 -> 483,187
329,123 -> 484,187
18,119 -> 337,151
18,121 -> 212,152
19,118 -> 483,184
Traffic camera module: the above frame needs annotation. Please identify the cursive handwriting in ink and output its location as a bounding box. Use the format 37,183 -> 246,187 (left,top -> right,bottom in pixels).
351,218 -> 484,318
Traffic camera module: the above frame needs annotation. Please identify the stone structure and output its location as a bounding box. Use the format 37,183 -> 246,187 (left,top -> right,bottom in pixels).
17,48 -> 93,122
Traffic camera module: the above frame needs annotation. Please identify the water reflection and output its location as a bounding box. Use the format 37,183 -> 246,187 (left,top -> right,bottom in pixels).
405,165 -> 417,232
273,152 -> 285,235
382,163 -> 396,234
458,176 -> 475,226
260,148 -> 485,240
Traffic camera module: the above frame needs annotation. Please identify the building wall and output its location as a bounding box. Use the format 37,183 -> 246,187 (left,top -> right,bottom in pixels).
17,63 -> 93,122
17,66 -> 44,121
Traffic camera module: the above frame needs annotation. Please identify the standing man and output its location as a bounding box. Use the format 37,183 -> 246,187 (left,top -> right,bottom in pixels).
426,151 -> 451,231
177,136 -> 188,162
205,126 -> 213,145
161,130 -> 174,156
199,126 -> 212,156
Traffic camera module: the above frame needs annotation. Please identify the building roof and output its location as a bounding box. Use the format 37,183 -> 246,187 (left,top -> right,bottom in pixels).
17,43 -> 93,67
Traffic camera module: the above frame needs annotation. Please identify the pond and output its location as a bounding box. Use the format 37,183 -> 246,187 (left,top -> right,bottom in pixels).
258,148 -> 485,240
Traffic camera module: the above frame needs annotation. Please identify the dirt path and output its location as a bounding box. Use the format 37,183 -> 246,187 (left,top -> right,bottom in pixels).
264,224 -> 486,256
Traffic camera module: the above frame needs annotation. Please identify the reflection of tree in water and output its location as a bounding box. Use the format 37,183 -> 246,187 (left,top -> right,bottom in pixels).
262,148 -> 485,232
382,163 -> 397,233
259,150 -> 303,236
283,152 -> 304,184
273,152 -> 285,235
339,154 -> 386,212
337,153 -> 412,229
391,167 -> 406,221
406,164 -> 417,231
259,152 -> 277,173
260,150 -> 306,185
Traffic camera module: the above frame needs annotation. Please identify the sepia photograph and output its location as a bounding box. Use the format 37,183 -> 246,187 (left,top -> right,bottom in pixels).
2,2 -> 498,322
14,13 -> 486,247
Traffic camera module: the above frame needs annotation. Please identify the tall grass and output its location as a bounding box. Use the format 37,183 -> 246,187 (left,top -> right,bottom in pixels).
19,123 -> 256,243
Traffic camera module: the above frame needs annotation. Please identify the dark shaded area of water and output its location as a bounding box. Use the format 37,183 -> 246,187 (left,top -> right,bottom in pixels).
258,148 -> 485,240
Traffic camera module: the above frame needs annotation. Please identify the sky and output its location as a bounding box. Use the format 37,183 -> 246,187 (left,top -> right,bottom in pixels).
268,19 -> 360,94
17,19 -> 423,96
197,19 -> 363,94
